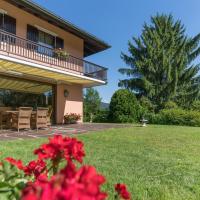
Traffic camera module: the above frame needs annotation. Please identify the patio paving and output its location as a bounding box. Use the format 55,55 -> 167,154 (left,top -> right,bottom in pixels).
0,123 -> 133,141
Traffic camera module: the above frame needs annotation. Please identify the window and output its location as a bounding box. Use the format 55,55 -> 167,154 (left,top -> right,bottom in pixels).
0,13 -> 16,34
38,31 -> 55,56
27,25 -> 38,42
55,37 -> 64,49
27,24 -> 64,56
39,31 -> 55,48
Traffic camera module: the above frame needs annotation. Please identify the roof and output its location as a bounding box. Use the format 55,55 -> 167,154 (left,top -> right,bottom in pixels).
6,0 -> 111,57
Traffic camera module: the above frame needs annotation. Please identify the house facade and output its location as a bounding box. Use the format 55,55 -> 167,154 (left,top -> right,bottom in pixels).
0,0 -> 110,123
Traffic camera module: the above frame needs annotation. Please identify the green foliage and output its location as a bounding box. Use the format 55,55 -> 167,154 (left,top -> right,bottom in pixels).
119,14 -> 200,109
0,161 -> 26,200
138,96 -> 155,118
93,110 -> 110,123
0,90 -> 51,109
109,89 -> 139,122
83,88 -> 101,122
149,109 -> 200,127
191,100 -> 200,112
164,101 -> 178,109
139,96 -> 155,112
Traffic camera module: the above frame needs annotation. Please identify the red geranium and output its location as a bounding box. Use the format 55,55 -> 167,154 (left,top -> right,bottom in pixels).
2,135 -> 131,200
115,183 -> 131,199
21,174 -> 51,200
34,135 -> 85,164
21,161 -> 107,200
23,159 -> 46,178
63,137 -> 85,163
5,157 -> 24,170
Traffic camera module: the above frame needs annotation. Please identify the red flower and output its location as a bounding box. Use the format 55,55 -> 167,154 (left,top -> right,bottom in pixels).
5,157 -> 24,170
21,161 -> 107,200
63,137 -> 85,163
115,184 -> 131,200
23,160 -> 46,178
21,174 -> 51,200
34,135 -> 85,163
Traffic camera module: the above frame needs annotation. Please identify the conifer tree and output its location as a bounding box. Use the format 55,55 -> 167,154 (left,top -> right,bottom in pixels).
119,14 -> 200,109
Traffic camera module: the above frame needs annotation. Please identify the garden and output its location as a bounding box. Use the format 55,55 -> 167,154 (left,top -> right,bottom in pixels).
1,13 -> 200,200
1,125 -> 200,199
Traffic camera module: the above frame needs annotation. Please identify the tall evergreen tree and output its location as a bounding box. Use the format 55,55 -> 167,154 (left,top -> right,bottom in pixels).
119,14 -> 200,109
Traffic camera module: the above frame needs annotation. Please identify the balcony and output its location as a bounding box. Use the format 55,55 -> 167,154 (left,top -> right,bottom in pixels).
0,30 -> 107,82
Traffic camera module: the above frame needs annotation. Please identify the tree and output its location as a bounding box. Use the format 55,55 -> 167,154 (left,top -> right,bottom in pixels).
83,88 -> 101,122
109,89 -> 139,123
119,14 -> 200,110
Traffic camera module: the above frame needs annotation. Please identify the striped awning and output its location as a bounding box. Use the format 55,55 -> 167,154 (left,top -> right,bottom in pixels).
0,57 -> 105,87
0,76 -> 52,94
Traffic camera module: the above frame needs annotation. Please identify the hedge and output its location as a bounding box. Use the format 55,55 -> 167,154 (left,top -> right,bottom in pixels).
148,109 -> 200,127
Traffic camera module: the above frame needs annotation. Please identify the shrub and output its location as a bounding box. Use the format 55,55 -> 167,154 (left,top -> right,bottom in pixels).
149,109 -> 200,127
191,100 -> 200,112
138,97 -> 155,119
64,113 -> 81,124
164,101 -> 178,109
93,110 -> 109,123
139,96 -> 155,112
109,89 -> 139,123
0,135 -> 131,200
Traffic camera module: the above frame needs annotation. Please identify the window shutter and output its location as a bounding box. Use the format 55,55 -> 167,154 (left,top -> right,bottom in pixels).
4,15 -> 16,34
27,25 -> 39,42
55,37 -> 64,49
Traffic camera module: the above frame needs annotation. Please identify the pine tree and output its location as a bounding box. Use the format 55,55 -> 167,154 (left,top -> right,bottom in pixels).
119,14 -> 200,109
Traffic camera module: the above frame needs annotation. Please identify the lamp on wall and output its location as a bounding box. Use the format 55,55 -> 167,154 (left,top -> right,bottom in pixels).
64,89 -> 69,98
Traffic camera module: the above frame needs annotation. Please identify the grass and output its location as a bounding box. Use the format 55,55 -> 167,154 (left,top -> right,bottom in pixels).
1,125 -> 200,199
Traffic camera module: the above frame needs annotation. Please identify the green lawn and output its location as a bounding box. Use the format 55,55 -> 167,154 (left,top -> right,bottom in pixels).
1,125 -> 200,200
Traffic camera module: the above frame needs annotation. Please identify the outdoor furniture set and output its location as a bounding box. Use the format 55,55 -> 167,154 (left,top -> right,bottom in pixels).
0,107 -> 52,132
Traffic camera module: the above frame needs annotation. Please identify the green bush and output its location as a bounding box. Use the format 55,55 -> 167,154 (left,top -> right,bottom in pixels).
109,89 -> 139,123
139,96 -> 155,112
164,101 -> 178,109
93,110 -> 109,123
149,109 -> 200,127
138,96 -> 155,119
191,100 -> 200,112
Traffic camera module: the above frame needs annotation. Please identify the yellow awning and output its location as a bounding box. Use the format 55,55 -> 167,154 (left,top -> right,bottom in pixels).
0,75 -> 52,94
0,59 -> 105,87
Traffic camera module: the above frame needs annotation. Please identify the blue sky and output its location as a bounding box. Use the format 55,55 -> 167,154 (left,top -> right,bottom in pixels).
33,0 -> 200,103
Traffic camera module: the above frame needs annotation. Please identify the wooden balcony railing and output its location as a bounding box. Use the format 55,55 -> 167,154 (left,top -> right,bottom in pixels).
0,30 -> 107,82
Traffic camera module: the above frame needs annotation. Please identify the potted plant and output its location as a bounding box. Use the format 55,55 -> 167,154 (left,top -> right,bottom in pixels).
64,113 -> 81,124
54,48 -> 69,60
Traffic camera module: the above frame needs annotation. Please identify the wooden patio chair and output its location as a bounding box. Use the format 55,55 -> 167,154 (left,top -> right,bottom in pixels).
47,106 -> 53,126
11,107 -> 33,132
32,107 -> 48,132
0,107 -> 12,130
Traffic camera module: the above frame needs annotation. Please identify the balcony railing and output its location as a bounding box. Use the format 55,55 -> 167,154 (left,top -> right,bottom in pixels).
0,30 -> 107,81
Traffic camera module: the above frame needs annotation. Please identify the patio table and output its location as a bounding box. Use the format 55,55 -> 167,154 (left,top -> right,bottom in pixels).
3,111 -> 37,129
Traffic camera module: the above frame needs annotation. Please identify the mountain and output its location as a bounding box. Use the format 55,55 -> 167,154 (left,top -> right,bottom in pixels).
100,102 -> 109,110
